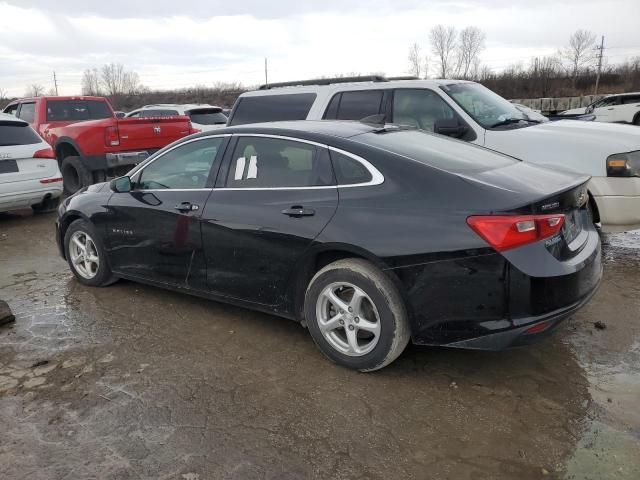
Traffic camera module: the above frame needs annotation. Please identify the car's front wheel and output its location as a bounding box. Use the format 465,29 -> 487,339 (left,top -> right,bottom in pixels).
64,219 -> 117,287
304,258 -> 410,372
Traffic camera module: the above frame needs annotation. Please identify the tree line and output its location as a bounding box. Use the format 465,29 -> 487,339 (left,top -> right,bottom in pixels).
409,26 -> 640,98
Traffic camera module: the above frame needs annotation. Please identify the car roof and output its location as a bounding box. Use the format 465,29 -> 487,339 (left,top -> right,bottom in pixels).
607,92 -> 640,98
190,120 -> 379,141
139,104 -> 222,110
0,113 -> 28,125
240,79 -> 473,97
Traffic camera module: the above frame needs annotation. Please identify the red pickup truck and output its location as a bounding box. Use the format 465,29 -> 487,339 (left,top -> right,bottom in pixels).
3,96 -> 196,193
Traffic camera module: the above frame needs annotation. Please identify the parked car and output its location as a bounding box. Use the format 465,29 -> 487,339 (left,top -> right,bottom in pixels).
56,121 -> 602,371
126,104 -> 228,132
511,102 -> 548,123
2,96 -> 196,194
228,77 -> 640,232
559,92 -> 640,125
0,113 -> 62,213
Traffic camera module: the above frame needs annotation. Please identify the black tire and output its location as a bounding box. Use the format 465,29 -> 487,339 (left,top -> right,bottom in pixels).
304,258 -> 410,372
61,156 -> 92,195
64,219 -> 117,287
31,196 -> 61,214
633,114 -> 640,126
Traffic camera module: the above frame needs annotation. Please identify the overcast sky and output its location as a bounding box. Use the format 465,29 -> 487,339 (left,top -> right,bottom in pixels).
1,0 -> 639,96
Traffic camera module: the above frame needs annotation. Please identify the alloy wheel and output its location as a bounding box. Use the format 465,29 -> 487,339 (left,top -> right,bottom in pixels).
315,282 -> 381,356
68,231 -> 100,279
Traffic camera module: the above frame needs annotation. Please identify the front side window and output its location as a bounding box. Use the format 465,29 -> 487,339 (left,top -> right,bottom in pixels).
621,95 -> 640,105
593,97 -> 619,109
441,83 -> 529,129
4,104 -> 19,116
229,94 -> 316,126
226,137 -> 333,188
18,103 -> 36,123
136,137 -> 223,190
392,89 -> 456,132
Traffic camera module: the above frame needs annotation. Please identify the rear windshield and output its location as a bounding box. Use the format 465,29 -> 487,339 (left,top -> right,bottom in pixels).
46,100 -> 112,122
356,129 -> 517,173
0,123 -> 42,146
229,93 -> 316,126
187,109 -> 228,125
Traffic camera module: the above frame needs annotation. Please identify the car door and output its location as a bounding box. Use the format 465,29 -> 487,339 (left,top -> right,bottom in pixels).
592,96 -> 619,122
105,135 -> 228,288
200,134 -> 338,306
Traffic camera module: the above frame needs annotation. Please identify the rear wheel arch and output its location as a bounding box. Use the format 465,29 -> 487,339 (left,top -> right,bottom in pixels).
55,141 -> 81,168
633,112 -> 640,126
587,190 -> 601,224
289,246 -> 408,323
59,213 -> 88,259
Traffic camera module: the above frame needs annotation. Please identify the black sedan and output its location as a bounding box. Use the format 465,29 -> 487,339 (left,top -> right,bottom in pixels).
56,121 -> 602,371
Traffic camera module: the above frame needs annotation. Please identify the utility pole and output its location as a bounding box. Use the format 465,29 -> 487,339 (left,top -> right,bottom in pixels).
594,36 -> 605,96
53,71 -> 59,95
264,58 -> 269,87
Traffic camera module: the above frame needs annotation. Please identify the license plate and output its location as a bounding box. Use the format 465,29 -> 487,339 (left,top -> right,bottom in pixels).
0,159 -> 18,174
563,209 -> 582,243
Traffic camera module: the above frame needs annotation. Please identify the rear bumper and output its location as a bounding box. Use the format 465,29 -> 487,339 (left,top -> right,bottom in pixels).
105,151 -> 150,168
0,179 -> 63,212
589,177 -> 640,232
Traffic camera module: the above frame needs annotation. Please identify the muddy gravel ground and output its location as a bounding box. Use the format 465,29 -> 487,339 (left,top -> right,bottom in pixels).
0,211 -> 638,480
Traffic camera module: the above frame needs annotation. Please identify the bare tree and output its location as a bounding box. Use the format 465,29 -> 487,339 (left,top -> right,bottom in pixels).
562,29 -> 597,85
408,42 -> 423,78
25,84 -> 45,97
81,68 -> 102,95
100,63 -> 141,96
0,87 -> 7,101
429,25 -> 457,78
456,26 -> 486,79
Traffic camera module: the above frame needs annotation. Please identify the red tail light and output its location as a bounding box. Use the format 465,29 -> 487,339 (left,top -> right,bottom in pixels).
467,214 -> 565,252
105,126 -> 120,146
33,147 -> 56,159
40,177 -> 63,184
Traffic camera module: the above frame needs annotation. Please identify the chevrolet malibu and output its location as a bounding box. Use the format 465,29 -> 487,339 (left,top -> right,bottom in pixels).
56,121 -> 602,371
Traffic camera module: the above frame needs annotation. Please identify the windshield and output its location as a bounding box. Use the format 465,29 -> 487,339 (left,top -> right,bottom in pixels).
356,129 -> 517,173
441,83 -> 529,129
187,109 -> 228,125
0,123 -> 42,146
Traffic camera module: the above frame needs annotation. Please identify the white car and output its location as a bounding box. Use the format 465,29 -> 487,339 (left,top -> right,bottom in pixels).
126,104 -> 227,131
228,78 -> 640,232
0,113 -> 63,213
560,92 -> 640,125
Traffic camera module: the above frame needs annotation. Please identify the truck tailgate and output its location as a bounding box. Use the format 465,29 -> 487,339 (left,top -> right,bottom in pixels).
116,116 -> 193,151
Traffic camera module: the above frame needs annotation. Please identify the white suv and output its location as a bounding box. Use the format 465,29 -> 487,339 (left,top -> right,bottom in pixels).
126,104 -> 227,131
0,113 -> 63,213
560,92 -> 640,125
229,77 -> 640,232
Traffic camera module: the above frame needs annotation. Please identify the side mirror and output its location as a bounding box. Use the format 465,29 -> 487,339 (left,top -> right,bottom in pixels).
434,118 -> 468,138
115,111 -> 126,118
585,105 -> 594,114
110,176 -> 132,193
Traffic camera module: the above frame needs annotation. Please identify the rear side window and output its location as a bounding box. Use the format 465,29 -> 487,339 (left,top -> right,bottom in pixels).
46,100 -> 112,121
18,103 -> 36,123
226,137 -> 333,188
0,123 -> 42,146
332,91 -> 383,121
229,94 -> 316,126
329,150 -> 372,185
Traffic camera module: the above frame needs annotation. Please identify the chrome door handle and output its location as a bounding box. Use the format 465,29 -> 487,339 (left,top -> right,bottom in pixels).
281,206 -> 315,217
174,202 -> 199,212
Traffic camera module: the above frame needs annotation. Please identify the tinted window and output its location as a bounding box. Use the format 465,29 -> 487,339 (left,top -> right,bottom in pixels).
18,103 -> 36,123
335,90 -> 383,120
140,109 -> 180,117
46,100 -> 112,121
323,94 -> 341,119
357,130 -> 516,173
0,123 -> 42,146
226,137 -> 333,188
4,104 -> 19,116
229,94 -> 316,126
393,89 -> 456,132
330,150 -> 372,184
137,137 -> 223,190
621,95 -> 640,104
187,109 -> 227,125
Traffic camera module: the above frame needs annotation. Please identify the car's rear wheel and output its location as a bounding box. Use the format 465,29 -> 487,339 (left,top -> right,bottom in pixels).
304,258 -> 410,372
64,219 -> 117,287
61,156 -> 92,195
633,113 -> 640,126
